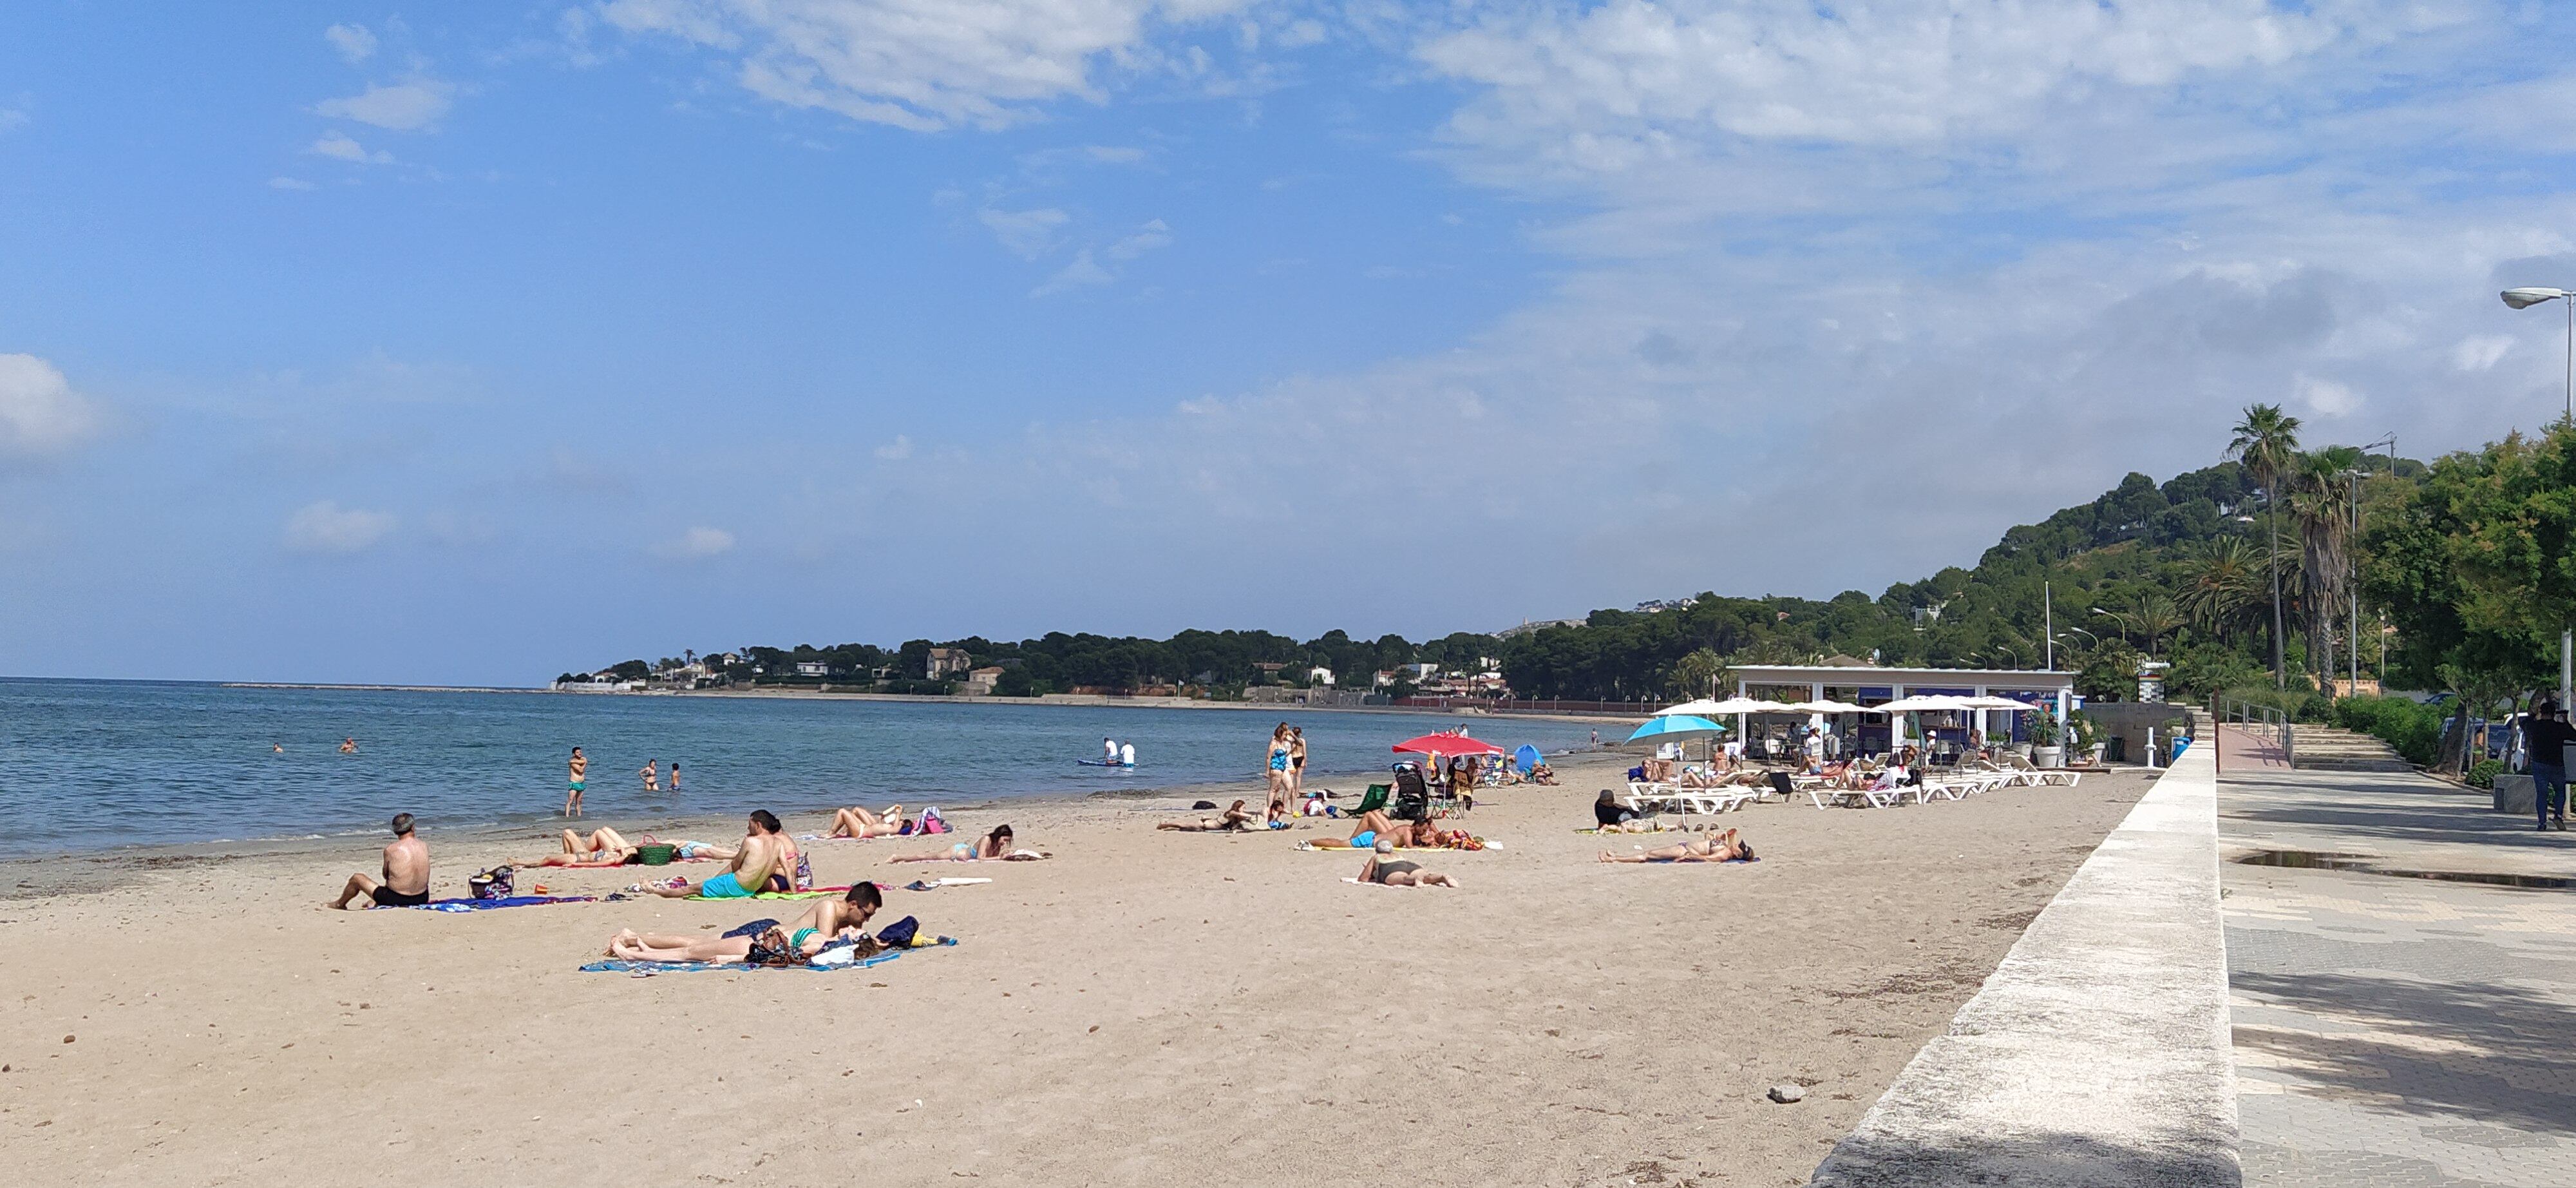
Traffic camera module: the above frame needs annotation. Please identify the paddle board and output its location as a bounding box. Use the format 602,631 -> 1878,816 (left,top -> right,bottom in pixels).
1077,760 -> 1137,768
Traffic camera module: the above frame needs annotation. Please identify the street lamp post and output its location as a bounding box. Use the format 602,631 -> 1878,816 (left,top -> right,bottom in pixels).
2501,287 -> 2576,708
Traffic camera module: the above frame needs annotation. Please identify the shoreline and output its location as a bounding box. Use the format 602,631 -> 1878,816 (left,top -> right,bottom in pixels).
0,747 -> 1642,881
219,679 -> 1650,724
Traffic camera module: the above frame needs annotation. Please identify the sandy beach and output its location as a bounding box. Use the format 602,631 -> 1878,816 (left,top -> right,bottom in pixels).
1,752 -> 2154,1187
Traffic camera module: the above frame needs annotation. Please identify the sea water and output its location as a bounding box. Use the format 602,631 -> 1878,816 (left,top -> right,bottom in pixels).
0,679 -> 1604,857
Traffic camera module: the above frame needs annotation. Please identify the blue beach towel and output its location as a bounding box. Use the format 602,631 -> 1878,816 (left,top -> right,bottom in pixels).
411,895 -> 596,912
579,936 -> 956,974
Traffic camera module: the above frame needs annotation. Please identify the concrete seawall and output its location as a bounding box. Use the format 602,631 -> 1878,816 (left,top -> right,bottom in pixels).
1808,742 -> 2239,1187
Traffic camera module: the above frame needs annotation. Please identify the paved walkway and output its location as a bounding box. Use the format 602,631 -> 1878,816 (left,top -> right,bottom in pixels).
2221,763 -> 2576,1187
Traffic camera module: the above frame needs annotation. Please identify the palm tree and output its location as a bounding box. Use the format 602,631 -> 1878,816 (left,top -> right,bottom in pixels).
2177,537 -> 2260,643
2228,404 -> 2304,688
2130,592 -> 2184,656
2289,446 -> 2363,691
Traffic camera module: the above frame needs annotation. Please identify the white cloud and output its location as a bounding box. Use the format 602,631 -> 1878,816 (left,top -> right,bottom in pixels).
2294,374 -> 2364,418
874,434 -> 914,460
0,107 -> 26,134
268,176 -> 317,190
283,501 -> 396,554
601,0 -> 1260,131
652,526 -> 736,558
2453,334 -> 2515,372
1104,218 -> 1172,261
0,354 -> 104,461
315,80 -> 455,131
308,130 -> 392,164
325,23 -> 378,64
1032,250 -> 1114,296
979,207 -> 1069,260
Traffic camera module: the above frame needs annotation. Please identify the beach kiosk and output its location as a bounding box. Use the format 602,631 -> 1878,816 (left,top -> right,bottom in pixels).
1725,663 -> 2076,761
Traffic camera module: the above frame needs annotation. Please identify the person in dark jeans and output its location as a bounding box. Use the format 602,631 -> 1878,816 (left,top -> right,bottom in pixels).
2528,701 -> 2568,832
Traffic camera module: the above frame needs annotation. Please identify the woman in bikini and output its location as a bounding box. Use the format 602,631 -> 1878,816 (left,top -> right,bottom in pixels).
1287,727 -> 1307,799
1358,841 -> 1458,887
829,803 -> 909,838
1598,828 -> 1754,863
889,825 -> 1041,863
515,826 -> 638,867
1159,800 -> 1254,831
606,885 -> 884,964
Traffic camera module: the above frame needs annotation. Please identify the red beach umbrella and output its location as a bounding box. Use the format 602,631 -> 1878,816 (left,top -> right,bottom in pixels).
1392,729 -> 1503,758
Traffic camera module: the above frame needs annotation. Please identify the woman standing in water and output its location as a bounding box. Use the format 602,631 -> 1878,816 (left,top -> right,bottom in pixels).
1287,727 -> 1308,800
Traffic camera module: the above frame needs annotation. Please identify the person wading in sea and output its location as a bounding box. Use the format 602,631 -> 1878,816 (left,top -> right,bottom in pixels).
565,747 -> 588,818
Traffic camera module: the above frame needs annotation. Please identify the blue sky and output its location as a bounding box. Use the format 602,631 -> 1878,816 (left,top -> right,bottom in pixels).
6,1 -> 2576,684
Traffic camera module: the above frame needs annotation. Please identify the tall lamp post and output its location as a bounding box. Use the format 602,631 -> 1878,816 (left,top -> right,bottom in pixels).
2499,287 -> 2575,709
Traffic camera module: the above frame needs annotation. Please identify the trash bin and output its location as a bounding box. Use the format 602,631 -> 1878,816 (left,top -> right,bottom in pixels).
2170,735 -> 2192,763
2105,736 -> 2127,763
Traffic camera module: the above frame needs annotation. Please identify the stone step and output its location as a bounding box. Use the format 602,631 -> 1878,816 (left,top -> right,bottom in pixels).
2288,725 -> 2411,772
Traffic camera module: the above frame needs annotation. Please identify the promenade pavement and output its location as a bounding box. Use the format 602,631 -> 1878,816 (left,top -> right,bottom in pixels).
2220,761 -> 2576,1187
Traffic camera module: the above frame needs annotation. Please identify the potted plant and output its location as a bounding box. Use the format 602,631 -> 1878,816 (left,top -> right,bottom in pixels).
2031,704 -> 2065,769
2070,712 -> 2106,765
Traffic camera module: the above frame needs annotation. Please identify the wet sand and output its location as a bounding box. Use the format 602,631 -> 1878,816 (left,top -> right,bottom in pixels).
0,753 -> 2153,1187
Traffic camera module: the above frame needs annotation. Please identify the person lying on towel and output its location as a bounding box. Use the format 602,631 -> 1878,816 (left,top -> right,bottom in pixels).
1597,828 -> 1754,863
607,883 -> 886,965
1358,840 -> 1459,888
1159,800 -> 1254,831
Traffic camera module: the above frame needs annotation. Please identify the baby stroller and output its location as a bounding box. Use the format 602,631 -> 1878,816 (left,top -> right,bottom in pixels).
1390,762 -> 1432,821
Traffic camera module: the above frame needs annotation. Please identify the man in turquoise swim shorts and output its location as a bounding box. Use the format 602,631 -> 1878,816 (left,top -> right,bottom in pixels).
644,811 -> 784,899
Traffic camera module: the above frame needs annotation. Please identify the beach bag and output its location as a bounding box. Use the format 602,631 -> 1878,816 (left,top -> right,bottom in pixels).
875,915 -> 920,948
793,852 -> 813,891
635,843 -> 676,866
467,865 -> 515,901
918,807 -> 950,835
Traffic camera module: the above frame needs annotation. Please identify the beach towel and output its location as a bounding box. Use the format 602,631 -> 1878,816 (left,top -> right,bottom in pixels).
901,877 -> 992,890
1296,841 -> 1497,853
685,884 -> 857,901
561,855 -> 714,868
410,895 -> 596,912
580,937 -> 956,974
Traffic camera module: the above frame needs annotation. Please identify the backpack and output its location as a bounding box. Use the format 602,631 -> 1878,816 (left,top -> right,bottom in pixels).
467,865 -> 515,900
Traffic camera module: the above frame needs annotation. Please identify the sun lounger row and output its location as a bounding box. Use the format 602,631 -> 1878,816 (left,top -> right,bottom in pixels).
1801,756 -> 2079,809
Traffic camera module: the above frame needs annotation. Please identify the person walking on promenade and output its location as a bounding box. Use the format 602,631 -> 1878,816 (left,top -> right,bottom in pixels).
565,747 -> 588,818
2530,700 -> 2568,832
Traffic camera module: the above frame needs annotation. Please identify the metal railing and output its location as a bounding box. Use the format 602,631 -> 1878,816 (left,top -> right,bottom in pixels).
2213,695 -> 2293,771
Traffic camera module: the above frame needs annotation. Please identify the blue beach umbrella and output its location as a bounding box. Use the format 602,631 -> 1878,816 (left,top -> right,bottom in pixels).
1626,714 -> 1723,742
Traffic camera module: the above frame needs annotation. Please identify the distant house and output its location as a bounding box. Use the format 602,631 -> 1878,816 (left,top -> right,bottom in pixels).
1308,666 -> 1335,687
1399,662 -> 1438,682
1372,670 -> 1397,688
925,647 -> 973,679
794,661 -> 831,678
963,666 -> 1005,696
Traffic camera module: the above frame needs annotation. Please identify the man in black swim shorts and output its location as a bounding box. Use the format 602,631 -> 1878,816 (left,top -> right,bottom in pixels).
334,813 -> 432,909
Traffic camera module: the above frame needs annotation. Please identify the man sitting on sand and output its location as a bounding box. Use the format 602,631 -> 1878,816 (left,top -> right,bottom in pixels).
829,803 -> 909,838
1358,840 -> 1458,887
607,883 -> 886,964
1159,800 -> 1255,831
331,813 -> 430,908
1598,828 -> 1754,863
640,811 -> 784,898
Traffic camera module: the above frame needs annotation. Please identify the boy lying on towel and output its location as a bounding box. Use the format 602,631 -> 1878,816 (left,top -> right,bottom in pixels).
605,884 -> 884,965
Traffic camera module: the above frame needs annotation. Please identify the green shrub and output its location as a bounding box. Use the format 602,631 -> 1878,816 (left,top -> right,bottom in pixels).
2332,695 -> 2445,766
2468,758 -> 2505,789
